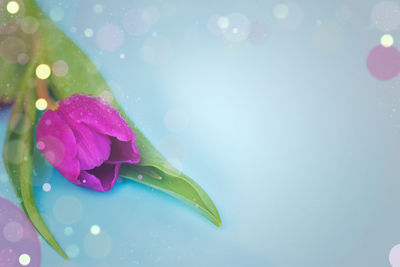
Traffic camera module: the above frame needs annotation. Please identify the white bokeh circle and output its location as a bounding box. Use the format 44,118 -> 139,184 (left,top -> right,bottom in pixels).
276,3 -> 304,30
96,24 -> 124,52
390,244 -> 400,267
371,1 -> 400,32
122,8 -> 152,36
223,13 -> 250,43
3,221 -> 24,242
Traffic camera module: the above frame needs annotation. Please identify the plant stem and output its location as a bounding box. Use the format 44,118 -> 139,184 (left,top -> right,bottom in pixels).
35,78 -> 58,110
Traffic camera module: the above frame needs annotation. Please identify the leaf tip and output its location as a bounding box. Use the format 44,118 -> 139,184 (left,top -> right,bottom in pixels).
210,210 -> 222,227
61,253 -> 70,261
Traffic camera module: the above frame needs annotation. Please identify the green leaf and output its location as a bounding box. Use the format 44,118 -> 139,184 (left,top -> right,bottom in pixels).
119,165 -> 222,226
26,1 -> 222,227
2,60 -> 68,259
0,50 -> 26,104
0,11 -> 40,102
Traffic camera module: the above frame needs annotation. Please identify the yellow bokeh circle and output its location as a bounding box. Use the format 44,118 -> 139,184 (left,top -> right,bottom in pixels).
36,64 -> 51,79
35,98 -> 48,111
381,34 -> 394,48
6,1 -> 20,14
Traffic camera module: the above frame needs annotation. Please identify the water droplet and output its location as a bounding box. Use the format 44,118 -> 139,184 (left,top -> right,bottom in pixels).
42,183 -> 51,192
64,226 -> 73,236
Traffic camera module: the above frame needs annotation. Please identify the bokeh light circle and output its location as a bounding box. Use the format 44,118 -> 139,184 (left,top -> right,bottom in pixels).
50,7 -> 64,22
19,253 -> 31,265
367,45 -> 400,80
0,0 -> 26,35
36,64 -> 51,79
371,1 -> 400,32
3,221 -> 23,242
273,4 -> 289,19
96,24 -> 124,52
223,13 -> 250,43
84,28 -> 94,38
208,15 -> 224,36
276,3 -> 304,30
122,8 -> 152,36
390,244 -> 400,267
52,60 -> 69,77
20,16 -> 39,34
0,197 -> 41,266
17,53 -> 29,64
7,1 -> 20,14
93,4 -> 103,14
66,244 -> 80,258
381,34 -> 394,47
36,135 -> 67,167
90,225 -> 101,235
64,227 -> 73,236
42,183 -> 51,192
35,98 -> 48,111
217,16 -> 230,29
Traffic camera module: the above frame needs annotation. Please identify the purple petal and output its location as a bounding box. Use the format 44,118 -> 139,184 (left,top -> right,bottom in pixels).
107,137 -> 140,164
0,96 -> 13,110
58,94 -> 133,142
77,163 -> 120,192
67,123 -> 111,170
36,110 -> 80,182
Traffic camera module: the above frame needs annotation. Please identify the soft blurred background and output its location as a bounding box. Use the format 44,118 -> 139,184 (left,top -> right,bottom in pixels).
1,0 -> 400,266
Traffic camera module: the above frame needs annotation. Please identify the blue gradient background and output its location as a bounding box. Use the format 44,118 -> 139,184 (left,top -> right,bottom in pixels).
1,0 -> 400,266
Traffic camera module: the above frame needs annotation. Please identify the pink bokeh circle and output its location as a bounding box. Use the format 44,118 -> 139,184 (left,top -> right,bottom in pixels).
0,197 -> 41,266
95,23 -> 124,52
367,45 -> 400,80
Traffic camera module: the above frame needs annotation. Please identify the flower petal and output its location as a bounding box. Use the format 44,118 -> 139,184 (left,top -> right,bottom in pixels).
77,163 -> 120,191
68,123 -> 111,171
36,110 -> 80,181
107,137 -> 140,164
58,94 -> 133,142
